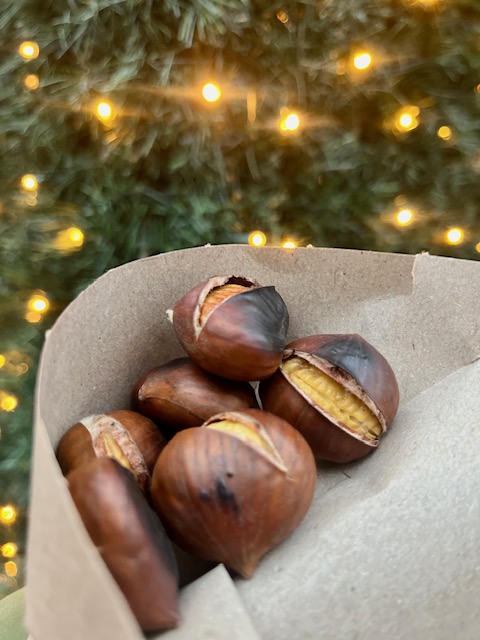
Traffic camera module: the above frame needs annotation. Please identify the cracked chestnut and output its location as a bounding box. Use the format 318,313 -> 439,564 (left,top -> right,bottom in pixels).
67,457 -> 179,631
150,408 -> 316,578
132,357 -> 259,435
259,334 -> 400,463
167,275 -> 289,381
56,410 -> 166,493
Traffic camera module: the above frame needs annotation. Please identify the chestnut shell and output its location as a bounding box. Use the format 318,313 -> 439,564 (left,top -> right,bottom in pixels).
260,334 -> 400,463
169,276 -> 289,381
67,457 -> 179,631
132,357 -> 258,435
150,408 -> 316,578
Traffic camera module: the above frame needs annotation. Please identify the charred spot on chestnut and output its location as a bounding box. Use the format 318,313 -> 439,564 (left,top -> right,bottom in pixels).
56,410 -> 166,493
67,457 -> 180,632
131,357 -> 258,433
150,408 -> 316,579
167,276 -> 289,381
259,334 -> 400,463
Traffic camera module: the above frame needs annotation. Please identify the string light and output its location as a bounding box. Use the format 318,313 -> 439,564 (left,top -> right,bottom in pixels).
21,174 -> 38,191
445,227 -> 464,245
437,126 -> 452,140
396,209 -> 414,226
248,231 -> 267,247
0,393 -> 18,412
282,239 -> 297,249
95,100 -> 114,122
4,561 -> 17,578
352,52 -> 372,70
27,293 -> 49,314
279,111 -> 300,133
394,106 -> 420,133
202,83 -> 221,103
25,311 -> 43,324
1,543 -> 17,559
24,74 -> 40,90
475,242 -> 480,254
0,505 -> 17,525
276,10 -> 289,23
18,41 -> 39,60
53,227 -> 85,251
0,354 -> 5,369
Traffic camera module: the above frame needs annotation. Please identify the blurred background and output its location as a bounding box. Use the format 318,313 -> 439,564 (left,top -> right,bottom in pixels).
1,0 -> 479,599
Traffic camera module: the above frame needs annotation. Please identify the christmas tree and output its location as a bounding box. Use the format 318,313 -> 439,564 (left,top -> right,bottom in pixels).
1,0 -> 479,597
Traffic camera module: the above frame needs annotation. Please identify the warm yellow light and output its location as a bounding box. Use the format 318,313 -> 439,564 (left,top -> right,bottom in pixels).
202,83 -> 221,103
19,41 -> 39,60
276,10 -> 289,23
475,84 -> 480,94
445,227 -> 464,245
27,294 -> 49,313
96,101 -> 114,122
24,74 -> 40,90
395,106 -> 420,133
4,561 -> 17,578
248,231 -> 267,247
0,394 -> 18,412
396,209 -> 414,226
0,505 -> 17,525
437,126 -> 452,140
25,311 -> 42,324
283,240 -> 297,249
353,52 -> 372,70
1,543 -> 17,559
21,174 -> 38,191
0,354 -> 5,369
475,242 -> 480,253
279,112 -> 300,132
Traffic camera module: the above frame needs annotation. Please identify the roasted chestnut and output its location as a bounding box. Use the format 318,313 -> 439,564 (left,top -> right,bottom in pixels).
56,410 -> 166,493
132,357 -> 259,435
150,408 -> 316,578
167,275 -> 289,381
67,457 -> 179,631
259,334 -> 400,463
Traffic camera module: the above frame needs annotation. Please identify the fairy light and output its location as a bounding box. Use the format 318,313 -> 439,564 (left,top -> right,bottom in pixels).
96,101 -> 114,122
18,41 -> 39,60
475,242 -> 480,254
248,231 -> 267,247
0,354 -> 5,369
276,10 -> 289,23
0,505 -> 17,525
396,209 -> 414,226
21,174 -> 38,191
394,106 -> 420,133
24,74 -> 40,90
445,227 -> 464,245
202,83 -> 221,103
0,393 -> 18,412
54,227 -> 85,251
27,293 -> 49,314
279,111 -> 300,133
1,543 -> 17,559
353,52 -> 372,70
437,126 -> 452,140
283,239 -> 297,249
4,561 -> 17,578
25,311 -> 42,324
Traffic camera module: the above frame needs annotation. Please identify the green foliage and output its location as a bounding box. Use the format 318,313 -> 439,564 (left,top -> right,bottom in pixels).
1,0 -> 479,596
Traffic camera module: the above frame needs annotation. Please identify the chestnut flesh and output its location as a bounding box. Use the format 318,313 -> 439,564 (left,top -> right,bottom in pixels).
167,275 -> 289,381
259,334 -> 400,463
132,357 -> 259,435
67,457 -> 179,631
150,408 -> 316,578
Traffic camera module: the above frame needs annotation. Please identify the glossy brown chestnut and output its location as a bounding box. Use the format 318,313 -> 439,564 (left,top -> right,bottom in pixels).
259,334 -> 400,463
56,410 -> 166,493
132,357 -> 259,434
67,457 -> 179,631
150,408 -> 316,578
167,275 -> 289,381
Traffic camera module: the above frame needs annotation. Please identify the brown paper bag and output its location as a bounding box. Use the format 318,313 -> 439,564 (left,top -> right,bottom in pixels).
26,246 -> 480,639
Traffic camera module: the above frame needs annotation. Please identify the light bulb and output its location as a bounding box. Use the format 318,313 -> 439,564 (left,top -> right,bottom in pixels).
248,231 -> 267,247
202,83 -> 221,103
437,126 -> 452,140
445,227 -> 464,245
0,394 -> 18,412
283,239 -> 297,249
21,174 -> 38,191
279,112 -> 300,132
396,209 -> 414,226
19,41 -> 39,60
353,52 -> 372,70
24,74 -> 40,90
0,505 -> 17,525
96,101 -> 114,122
27,294 -> 49,314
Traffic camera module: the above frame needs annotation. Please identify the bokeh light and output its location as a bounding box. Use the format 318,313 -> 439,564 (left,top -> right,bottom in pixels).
18,41 -> 39,60
248,231 -> 267,247
202,83 -> 221,103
